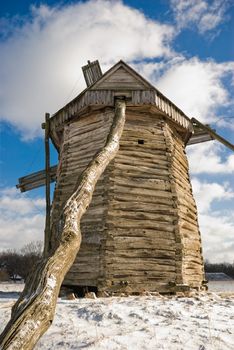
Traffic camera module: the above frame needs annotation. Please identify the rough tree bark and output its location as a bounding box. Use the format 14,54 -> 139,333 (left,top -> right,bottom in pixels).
0,99 -> 126,350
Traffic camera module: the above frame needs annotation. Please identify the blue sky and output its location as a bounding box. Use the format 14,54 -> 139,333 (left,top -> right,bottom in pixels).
0,0 -> 233,262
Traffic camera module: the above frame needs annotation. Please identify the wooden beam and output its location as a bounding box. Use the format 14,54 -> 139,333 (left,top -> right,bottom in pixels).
190,118 -> 234,151
82,60 -> 103,87
43,113 -> 51,255
16,165 -> 57,192
187,131 -> 213,146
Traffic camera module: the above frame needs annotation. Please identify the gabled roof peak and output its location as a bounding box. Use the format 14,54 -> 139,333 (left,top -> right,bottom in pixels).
90,60 -> 155,91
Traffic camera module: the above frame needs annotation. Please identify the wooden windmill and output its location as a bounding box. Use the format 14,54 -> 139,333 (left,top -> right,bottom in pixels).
17,60 -> 234,295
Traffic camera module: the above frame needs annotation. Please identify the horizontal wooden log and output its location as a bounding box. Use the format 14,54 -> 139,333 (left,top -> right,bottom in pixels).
107,228 -> 175,240
63,278 -> 98,286
109,201 -> 176,214
110,186 -> 173,200
109,192 -> 175,206
106,259 -> 176,270
98,282 -> 176,294
107,218 -> 175,232
114,156 -> 169,170
113,163 -> 170,176
116,148 -> 168,161
16,165 -> 57,192
118,145 -> 168,157
111,170 -> 170,180
107,210 -> 175,223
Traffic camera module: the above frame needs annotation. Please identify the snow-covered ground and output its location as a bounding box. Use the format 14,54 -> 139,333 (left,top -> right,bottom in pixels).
0,283 -> 234,349
208,281 -> 234,293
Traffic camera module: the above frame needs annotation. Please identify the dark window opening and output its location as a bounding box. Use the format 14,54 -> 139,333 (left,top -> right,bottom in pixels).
62,285 -> 98,298
138,139 -> 144,145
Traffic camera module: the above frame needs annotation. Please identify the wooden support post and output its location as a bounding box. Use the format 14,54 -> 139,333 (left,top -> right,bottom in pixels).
42,113 -> 51,256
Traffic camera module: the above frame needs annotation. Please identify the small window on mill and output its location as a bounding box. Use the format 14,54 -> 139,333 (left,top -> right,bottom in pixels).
138,139 -> 144,145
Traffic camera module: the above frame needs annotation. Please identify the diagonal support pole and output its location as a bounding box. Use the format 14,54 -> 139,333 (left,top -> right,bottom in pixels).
0,99 -> 126,349
42,113 -> 51,256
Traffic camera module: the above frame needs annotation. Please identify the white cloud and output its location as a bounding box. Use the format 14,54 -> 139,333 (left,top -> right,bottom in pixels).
134,56 -> 234,134
191,177 -> 234,263
215,118 -> 234,131
187,142 -> 234,174
152,57 -> 234,124
188,142 -> 234,263
170,0 -> 230,34
199,212 -> 234,263
0,0 -> 174,139
0,1 -> 233,138
0,187 -> 45,251
0,187 -> 45,216
0,0 -> 233,265
191,177 -> 234,212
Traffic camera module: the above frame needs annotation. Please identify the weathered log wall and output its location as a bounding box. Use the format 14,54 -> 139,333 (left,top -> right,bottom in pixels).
51,108 -> 204,293
99,112 -> 177,293
164,123 -> 204,287
51,109 -> 113,286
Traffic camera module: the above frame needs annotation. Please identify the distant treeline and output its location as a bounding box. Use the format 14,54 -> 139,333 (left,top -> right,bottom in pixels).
0,241 -> 43,282
1,243 -> 234,282
204,261 -> 234,279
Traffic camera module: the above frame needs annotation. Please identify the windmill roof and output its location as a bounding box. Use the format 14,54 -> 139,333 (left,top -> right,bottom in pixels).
89,60 -> 156,90
50,60 -> 229,151
51,60 -> 191,129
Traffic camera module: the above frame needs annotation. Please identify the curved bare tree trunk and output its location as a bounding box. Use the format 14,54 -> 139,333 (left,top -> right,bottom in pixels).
0,99 -> 126,350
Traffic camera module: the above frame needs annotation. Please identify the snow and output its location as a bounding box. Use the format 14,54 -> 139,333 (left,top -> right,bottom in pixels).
43,275 -> 57,304
0,283 -> 234,349
47,275 -> 57,289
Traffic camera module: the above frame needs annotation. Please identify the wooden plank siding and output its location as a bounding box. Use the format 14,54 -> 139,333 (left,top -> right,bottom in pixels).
49,61 -> 195,152
51,108 -> 204,293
